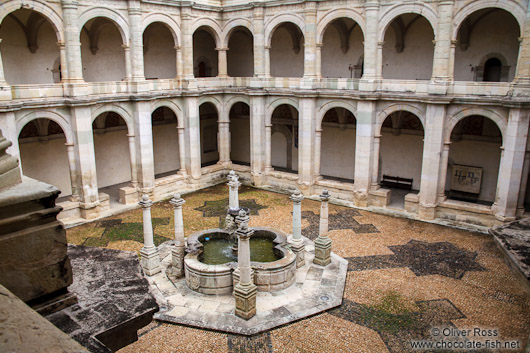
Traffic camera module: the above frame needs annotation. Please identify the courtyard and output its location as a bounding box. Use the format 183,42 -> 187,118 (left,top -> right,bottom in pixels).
66,184 -> 530,353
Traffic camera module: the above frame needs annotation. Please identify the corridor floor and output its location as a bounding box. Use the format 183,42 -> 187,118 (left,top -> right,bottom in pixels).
66,184 -> 530,353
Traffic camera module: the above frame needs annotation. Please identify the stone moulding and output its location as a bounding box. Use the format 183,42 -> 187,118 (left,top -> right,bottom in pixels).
183,227 -> 296,294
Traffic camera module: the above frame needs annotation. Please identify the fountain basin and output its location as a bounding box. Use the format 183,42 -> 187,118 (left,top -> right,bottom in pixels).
184,227 -> 297,294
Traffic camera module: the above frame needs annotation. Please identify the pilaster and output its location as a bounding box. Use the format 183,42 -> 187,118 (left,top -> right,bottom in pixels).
185,96 -> 201,179
359,0 -> 380,91
216,48 -> 229,78
127,0 -> 146,89
303,1 -> 318,79
253,7 -> 266,78
354,101 -> 377,206
132,101 -> 155,194
298,97 -> 316,187
181,7 -> 194,79
250,95 -> 266,184
513,8 -> 530,93
61,0 -> 84,83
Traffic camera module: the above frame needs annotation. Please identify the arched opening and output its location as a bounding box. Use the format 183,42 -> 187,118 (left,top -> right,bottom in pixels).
229,102 -> 250,165
227,27 -> 254,77
454,9 -> 519,82
143,22 -> 176,79
152,107 -> 179,178
0,9 -> 60,84
92,112 -> 131,201
445,116 -> 502,205
321,18 -> 364,78
81,17 -> 126,82
483,58 -> 502,82
320,108 -> 356,182
199,103 -> 219,167
270,23 -> 304,78
382,14 -> 434,80
271,104 -> 298,173
379,111 -> 424,208
18,119 -> 72,199
193,28 -> 218,78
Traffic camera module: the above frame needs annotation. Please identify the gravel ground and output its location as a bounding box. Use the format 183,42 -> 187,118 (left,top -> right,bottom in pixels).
66,184 -> 530,353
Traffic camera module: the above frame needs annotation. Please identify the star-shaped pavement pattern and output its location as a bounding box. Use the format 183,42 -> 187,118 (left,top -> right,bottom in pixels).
194,198 -> 267,227
302,209 -> 379,240
82,218 -> 170,247
346,240 -> 486,279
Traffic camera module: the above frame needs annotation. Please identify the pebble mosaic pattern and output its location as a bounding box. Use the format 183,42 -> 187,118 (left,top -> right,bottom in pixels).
66,184 -> 530,352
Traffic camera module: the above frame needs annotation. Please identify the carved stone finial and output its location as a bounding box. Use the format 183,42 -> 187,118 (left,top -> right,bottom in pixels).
139,194 -> 153,208
320,189 -> 330,201
290,189 -> 304,203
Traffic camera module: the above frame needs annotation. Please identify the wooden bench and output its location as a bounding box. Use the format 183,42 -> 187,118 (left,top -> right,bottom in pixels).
380,174 -> 413,190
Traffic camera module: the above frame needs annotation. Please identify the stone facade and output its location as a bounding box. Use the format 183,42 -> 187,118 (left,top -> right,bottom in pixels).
0,0 -> 529,229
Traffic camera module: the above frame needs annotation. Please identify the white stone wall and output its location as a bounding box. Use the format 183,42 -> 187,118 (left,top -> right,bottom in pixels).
144,23 -> 176,80
19,137 -> 72,196
193,30 -> 218,77
321,23 -> 364,78
320,125 -> 356,179
200,117 -> 219,164
152,123 -> 180,175
271,131 -> 287,168
93,128 -> 131,187
270,26 -> 304,78
229,116 -> 250,164
227,30 -> 254,77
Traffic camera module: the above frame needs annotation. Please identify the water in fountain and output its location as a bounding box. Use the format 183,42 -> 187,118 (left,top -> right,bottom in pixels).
200,235 -> 279,265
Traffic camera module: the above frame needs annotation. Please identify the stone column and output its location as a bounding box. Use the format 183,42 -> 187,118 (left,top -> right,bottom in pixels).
58,41 -> 68,82
181,8 -> 194,79
0,39 -> 6,84
61,0 -> 84,82
303,1 -> 318,79
371,134 -> 381,188
516,136 -> 530,216
127,0 -> 145,81
65,143 -> 80,201
253,7 -> 265,78
250,95 -> 266,182
514,9 -> 530,88
228,170 -> 241,212
177,127 -> 187,175
264,46 -> 271,78
175,46 -> 183,79
70,106 -> 100,219
430,0 -> 453,81
354,101 -> 377,206
290,189 -> 305,268
314,128 -> 322,178
216,48 -> 229,78
314,189 -> 332,266
418,104 -> 446,220
185,97 -> 201,179
298,97 -> 317,186
359,0 -> 380,90
170,193 -> 186,277
123,45 -> 132,81
127,134 -> 138,187
264,123 -> 272,173
233,210 -> 257,320
132,101 -> 155,193
495,109 -> 530,221
218,119 -> 230,165
437,142 -> 451,201
139,194 -> 161,276
315,43 -> 322,79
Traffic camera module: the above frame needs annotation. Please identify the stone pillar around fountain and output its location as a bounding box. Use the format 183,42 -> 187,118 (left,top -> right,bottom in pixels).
139,194 -> 161,276
234,209 -> 257,320
314,189 -> 332,266
290,189 -> 305,268
170,193 -> 186,277
228,170 -> 241,212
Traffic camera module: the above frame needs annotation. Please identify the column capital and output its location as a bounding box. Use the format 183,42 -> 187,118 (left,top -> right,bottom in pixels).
215,47 -> 229,51
264,45 -> 271,50
290,189 -> 304,203
169,193 -> 186,208
139,194 -> 153,208
121,44 -> 130,50
377,41 -> 385,48
320,189 -> 330,202
57,41 -> 65,48
61,0 -> 79,9
174,45 -> 182,51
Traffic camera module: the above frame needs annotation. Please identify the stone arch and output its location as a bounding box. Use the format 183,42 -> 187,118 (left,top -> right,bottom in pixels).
0,0 -> 64,42
226,96 -> 251,113
16,110 -> 72,144
191,19 -> 222,47
376,103 -> 426,135
198,96 -> 222,116
151,100 -> 183,128
377,3 -> 438,43
222,19 -> 254,47
264,14 -> 305,46
266,98 -> 299,125
141,13 -> 180,46
447,108 -> 506,143
317,101 -> 357,130
271,123 -> 293,170
78,7 -> 129,45
91,104 -> 134,135
316,9 -> 366,45
452,1 -> 525,41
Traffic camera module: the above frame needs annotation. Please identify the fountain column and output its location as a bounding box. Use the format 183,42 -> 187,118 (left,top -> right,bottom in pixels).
290,189 -> 305,268
139,194 -> 161,276
234,210 -> 257,320
170,193 -> 186,277
314,189 -> 332,266
228,170 -> 241,212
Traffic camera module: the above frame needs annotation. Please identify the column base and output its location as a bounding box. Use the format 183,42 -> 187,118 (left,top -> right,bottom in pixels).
234,282 -> 257,320
353,190 -> 369,207
171,244 -> 185,278
290,239 -> 305,268
418,203 -> 437,220
140,246 -> 161,276
313,236 -> 332,266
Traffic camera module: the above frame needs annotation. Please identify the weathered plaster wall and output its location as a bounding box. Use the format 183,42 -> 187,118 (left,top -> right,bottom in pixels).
227,30 -> 254,77
321,24 -> 364,78
81,21 -> 126,82
320,125 -> 356,179
230,116 -> 250,164
382,16 -> 434,80
144,23 -> 176,80
271,131 -> 287,168
270,26 -> 304,77
200,117 -> 219,164
1,13 -> 59,84
93,129 -> 131,187
193,30 -> 218,77
19,137 -> 72,196
152,123 -> 180,175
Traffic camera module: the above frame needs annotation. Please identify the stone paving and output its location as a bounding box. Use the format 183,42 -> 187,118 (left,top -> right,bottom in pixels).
66,184 -> 530,353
